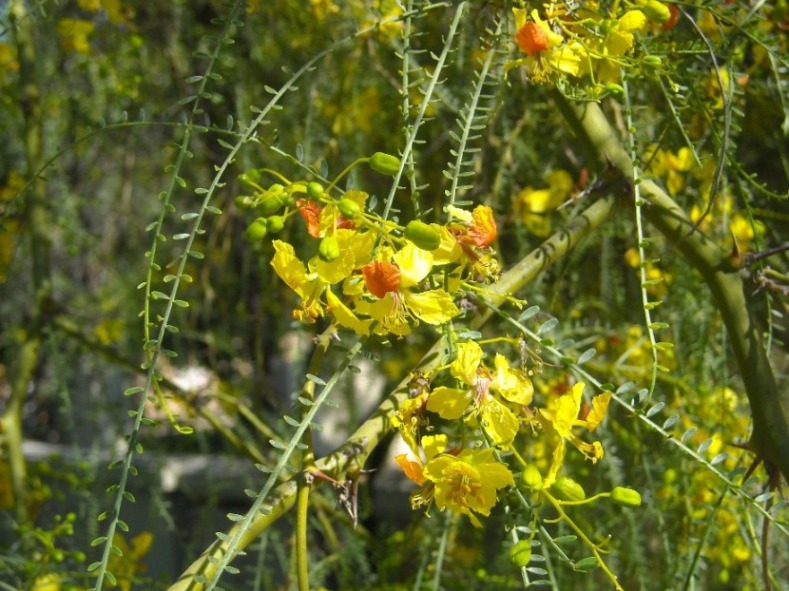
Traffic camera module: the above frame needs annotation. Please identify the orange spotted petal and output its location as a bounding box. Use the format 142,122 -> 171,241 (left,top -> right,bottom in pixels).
362,260 -> 401,298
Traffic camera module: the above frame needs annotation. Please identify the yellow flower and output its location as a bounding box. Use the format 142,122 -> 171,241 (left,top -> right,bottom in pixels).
539,383 -> 609,482
605,10 -> 647,57
356,243 -> 458,335
516,170 -> 574,236
427,341 -> 533,446
107,532 -> 154,591
57,18 -> 95,55
270,237 -> 372,333
423,447 -> 514,527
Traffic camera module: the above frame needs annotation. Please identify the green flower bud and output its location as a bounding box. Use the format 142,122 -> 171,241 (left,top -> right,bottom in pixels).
238,171 -> 261,189
521,464 -> 544,491
611,486 -> 642,507
510,539 -> 532,567
318,236 -> 340,261
337,197 -> 361,219
604,83 -> 625,99
639,0 -> 671,23
235,195 -> 254,209
404,220 -> 441,251
307,181 -> 324,199
266,215 -> 285,234
245,218 -> 268,242
551,476 -> 586,502
642,55 -> 662,68
369,152 -> 401,176
256,193 -> 284,216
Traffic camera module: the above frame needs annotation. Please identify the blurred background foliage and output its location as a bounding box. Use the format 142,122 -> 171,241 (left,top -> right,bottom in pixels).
0,0 -> 788,589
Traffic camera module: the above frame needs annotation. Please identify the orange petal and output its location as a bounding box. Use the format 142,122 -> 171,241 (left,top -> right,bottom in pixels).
362,260 -> 401,298
395,454 -> 426,485
468,205 -> 497,248
515,22 -> 548,56
298,199 -> 323,238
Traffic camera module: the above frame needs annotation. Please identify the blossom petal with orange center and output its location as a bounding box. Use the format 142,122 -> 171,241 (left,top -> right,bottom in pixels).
362,260 -> 401,298
297,199 -> 323,237
515,22 -> 549,56
467,205 -> 497,248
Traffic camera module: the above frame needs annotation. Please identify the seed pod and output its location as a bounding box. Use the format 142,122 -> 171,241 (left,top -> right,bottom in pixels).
338,197 -> 361,219
318,236 -> 341,262
266,215 -> 285,234
604,83 -> 625,100
235,195 -> 254,209
639,0 -> 671,23
510,539 -> 532,567
245,218 -> 268,242
521,464 -> 544,491
611,486 -> 642,507
238,170 -> 262,188
551,476 -> 586,502
404,220 -> 441,251
307,181 -> 324,199
369,152 -> 401,176
256,194 -> 284,216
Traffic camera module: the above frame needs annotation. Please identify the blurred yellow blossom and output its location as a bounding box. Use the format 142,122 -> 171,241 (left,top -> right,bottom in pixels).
57,19 -> 95,55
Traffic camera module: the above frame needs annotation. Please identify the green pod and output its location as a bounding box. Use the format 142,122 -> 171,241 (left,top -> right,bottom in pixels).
369,152 -> 401,176
318,236 -> 341,262
307,181 -> 324,199
611,486 -> 642,507
551,476 -> 586,502
521,464 -> 544,491
640,0 -> 671,23
238,170 -> 262,189
337,198 -> 361,219
404,220 -> 441,251
235,195 -> 254,209
266,215 -> 285,234
256,193 -> 284,216
510,539 -> 532,567
245,218 -> 268,242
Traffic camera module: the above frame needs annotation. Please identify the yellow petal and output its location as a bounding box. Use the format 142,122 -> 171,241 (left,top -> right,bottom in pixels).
394,242 -> 433,287
404,289 -> 458,325
422,433 -> 448,460
585,392 -> 612,431
450,340 -> 483,385
553,382 -> 584,438
326,290 -> 371,335
426,386 -> 472,419
480,398 -> 520,446
271,240 -> 308,293
493,354 -> 534,405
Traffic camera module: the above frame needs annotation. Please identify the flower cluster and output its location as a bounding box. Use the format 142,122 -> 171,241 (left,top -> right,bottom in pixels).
510,2 -> 678,95
393,339 -> 615,527
235,153 -> 499,337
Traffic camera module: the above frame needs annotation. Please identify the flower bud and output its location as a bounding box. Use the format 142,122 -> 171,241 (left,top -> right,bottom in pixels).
238,170 -> 262,189
235,195 -> 254,209
604,83 -> 625,100
369,152 -> 401,176
642,55 -> 662,68
638,0 -> 671,23
318,236 -> 341,261
611,486 -> 642,507
338,197 -> 361,219
510,539 -> 532,567
521,464 -> 544,491
307,181 -> 324,199
256,193 -> 284,216
404,220 -> 441,251
266,215 -> 285,234
551,476 -> 586,502
245,218 -> 268,242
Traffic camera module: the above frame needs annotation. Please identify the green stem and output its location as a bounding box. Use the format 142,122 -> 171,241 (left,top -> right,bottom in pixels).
3,0 -> 52,524
558,98 -> 789,484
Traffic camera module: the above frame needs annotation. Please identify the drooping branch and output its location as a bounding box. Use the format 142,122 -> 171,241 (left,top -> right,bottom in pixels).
558,98 -> 789,485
